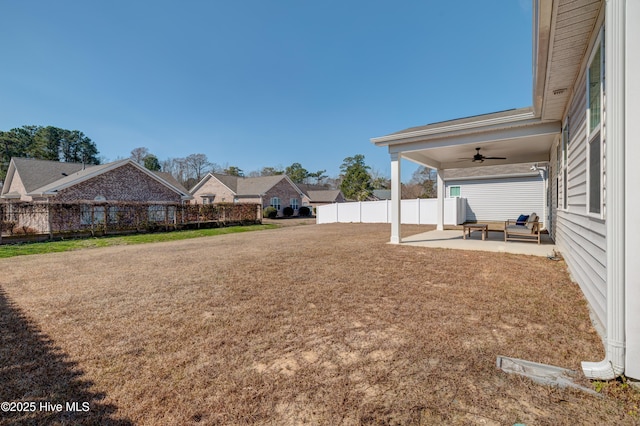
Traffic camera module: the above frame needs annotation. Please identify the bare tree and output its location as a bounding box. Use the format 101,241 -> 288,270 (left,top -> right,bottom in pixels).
185,153 -> 212,181
130,147 -> 150,164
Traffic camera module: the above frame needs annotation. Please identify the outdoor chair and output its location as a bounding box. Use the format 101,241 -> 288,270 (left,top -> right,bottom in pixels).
504,212 -> 541,244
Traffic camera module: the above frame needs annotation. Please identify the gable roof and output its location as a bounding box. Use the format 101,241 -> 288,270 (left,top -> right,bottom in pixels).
2,157 -> 86,195
191,173 -> 304,197
306,190 -> 343,203
1,157 -> 192,200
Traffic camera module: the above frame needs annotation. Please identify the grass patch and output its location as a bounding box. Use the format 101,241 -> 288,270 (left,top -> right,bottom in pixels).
0,224 -> 278,258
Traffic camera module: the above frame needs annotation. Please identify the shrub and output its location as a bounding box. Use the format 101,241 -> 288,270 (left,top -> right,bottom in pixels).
263,206 -> 277,219
283,206 -> 294,217
298,206 -> 311,217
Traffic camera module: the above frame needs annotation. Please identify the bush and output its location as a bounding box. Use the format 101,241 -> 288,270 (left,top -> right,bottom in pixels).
263,206 -> 277,219
283,206 -> 294,217
298,206 -> 311,217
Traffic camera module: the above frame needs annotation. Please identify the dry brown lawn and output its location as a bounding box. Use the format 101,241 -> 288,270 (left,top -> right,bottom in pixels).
0,223 -> 636,425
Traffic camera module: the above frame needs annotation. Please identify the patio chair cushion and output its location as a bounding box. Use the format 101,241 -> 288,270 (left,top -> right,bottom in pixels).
505,225 -> 530,233
516,214 -> 529,225
526,213 -> 538,230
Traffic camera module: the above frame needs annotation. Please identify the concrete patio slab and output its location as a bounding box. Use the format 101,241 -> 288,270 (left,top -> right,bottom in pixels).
401,229 -> 556,257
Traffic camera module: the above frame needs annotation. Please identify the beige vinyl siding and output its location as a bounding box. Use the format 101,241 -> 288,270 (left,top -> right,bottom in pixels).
554,66 -> 607,328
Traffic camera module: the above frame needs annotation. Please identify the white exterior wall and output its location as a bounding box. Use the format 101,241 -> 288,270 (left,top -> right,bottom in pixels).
316,198 -> 465,225
445,175 -> 546,226
553,29 -> 607,335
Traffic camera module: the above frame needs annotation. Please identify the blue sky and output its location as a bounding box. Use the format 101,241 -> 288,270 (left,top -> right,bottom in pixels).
1,1 -> 532,182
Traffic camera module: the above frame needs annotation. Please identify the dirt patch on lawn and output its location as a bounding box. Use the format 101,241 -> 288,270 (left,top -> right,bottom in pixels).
0,223 -> 636,425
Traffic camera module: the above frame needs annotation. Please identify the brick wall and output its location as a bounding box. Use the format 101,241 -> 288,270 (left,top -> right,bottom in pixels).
264,179 -> 302,215
191,176 -> 236,204
55,163 -> 182,203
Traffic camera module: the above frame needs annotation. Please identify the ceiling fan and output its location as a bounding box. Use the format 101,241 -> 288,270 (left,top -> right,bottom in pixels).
460,147 -> 507,163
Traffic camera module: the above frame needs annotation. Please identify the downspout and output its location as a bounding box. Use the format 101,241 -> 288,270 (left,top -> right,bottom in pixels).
582,0 -> 626,380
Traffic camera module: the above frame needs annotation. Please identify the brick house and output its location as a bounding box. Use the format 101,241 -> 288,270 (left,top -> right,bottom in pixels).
190,173 -> 304,216
1,157 -> 192,233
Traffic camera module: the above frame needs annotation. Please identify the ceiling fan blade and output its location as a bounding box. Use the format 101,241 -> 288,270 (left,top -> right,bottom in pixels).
483,156 -> 507,160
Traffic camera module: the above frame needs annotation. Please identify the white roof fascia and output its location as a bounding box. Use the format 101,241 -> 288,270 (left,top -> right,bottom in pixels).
29,160 -> 128,195
126,160 -> 193,199
385,119 -> 560,157
0,159 -> 17,197
207,174 -> 238,196
281,175 -> 306,197
371,110 -> 538,146
189,173 -> 213,194
533,0 -> 554,117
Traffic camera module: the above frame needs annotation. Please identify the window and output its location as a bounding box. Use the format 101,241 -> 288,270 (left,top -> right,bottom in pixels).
80,204 -> 105,225
148,205 -> 166,222
586,32 -> 604,216
290,198 -> 299,210
108,206 -> 119,224
270,197 -> 281,210
560,120 -> 569,210
449,186 -> 461,198
202,195 -> 215,205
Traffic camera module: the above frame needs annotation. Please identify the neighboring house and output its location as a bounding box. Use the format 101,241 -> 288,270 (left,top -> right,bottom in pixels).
372,1 -> 639,381
0,157 -> 193,232
190,173 -> 304,216
444,163 -> 546,225
296,183 -> 346,208
1,157 -> 191,203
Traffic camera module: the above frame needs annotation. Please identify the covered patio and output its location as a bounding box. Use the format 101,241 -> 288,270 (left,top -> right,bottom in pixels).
371,107 -> 561,245
402,228 -> 556,257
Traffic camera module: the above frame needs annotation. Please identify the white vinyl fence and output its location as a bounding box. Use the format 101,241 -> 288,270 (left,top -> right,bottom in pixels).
316,198 -> 466,225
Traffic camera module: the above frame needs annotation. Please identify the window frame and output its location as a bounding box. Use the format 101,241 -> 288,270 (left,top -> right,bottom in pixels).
290,198 -> 299,210
586,29 -> 604,218
448,186 -> 461,198
270,197 -> 281,211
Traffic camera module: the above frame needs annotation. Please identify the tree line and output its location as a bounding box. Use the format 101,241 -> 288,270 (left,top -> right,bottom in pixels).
0,125 -> 100,181
0,124 -> 436,201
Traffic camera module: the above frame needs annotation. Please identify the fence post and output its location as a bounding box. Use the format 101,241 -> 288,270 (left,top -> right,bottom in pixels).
46,200 -> 52,239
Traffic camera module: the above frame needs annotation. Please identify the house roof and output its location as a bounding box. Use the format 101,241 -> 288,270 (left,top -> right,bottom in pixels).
372,189 -> 391,200
192,173 -> 304,197
306,190 -> 343,203
4,157 -> 86,194
153,171 -> 189,194
1,157 -> 192,200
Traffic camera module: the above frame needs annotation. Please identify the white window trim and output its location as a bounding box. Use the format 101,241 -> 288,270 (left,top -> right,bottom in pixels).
448,186 -> 461,198
270,197 -> 281,211
559,119 -> 569,211
586,28 -> 605,219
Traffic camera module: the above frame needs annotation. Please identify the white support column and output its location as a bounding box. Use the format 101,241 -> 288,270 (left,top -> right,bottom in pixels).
390,153 -> 402,244
436,169 -> 445,231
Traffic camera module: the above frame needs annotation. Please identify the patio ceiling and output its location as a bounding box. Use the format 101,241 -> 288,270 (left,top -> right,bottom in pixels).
371,108 -> 561,170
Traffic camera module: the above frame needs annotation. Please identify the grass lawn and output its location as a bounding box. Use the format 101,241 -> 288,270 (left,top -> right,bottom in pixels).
0,223 -> 638,425
0,224 -> 277,258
